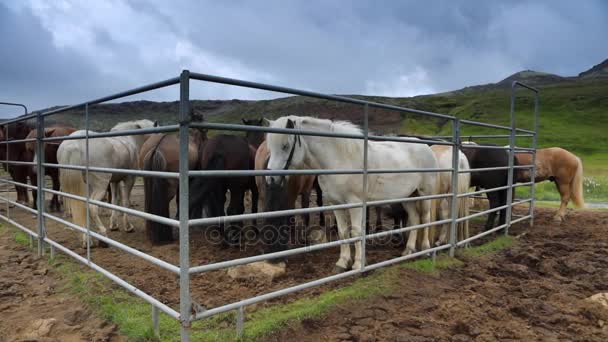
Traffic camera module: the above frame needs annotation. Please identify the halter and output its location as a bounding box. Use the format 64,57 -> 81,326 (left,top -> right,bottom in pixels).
282,133 -> 301,171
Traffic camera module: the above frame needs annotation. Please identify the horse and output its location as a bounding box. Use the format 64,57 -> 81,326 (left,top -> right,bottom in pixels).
265,116 -> 439,272
514,147 -> 584,222
188,134 -> 258,246
460,142 -> 516,231
254,140 -> 326,254
0,121 -> 34,205
382,141 -> 471,248
58,119 -> 158,248
242,118 -> 265,149
24,125 -> 77,211
138,129 -> 206,244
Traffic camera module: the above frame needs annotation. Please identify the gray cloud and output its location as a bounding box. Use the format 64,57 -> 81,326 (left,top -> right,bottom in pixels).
1,0 -> 607,116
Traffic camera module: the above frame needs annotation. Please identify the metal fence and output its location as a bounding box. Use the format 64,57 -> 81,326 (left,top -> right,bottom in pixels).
0,71 -> 539,341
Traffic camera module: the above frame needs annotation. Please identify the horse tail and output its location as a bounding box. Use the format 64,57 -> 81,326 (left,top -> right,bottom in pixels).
190,153 -> 224,220
143,148 -> 173,244
570,156 -> 585,208
58,148 -> 87,230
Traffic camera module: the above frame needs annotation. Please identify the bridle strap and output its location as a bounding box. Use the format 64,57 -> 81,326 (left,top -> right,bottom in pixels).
282,134 -> 301,171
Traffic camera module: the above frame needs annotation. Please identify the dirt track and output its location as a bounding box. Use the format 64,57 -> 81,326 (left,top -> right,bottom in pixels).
1,186 -> 607,341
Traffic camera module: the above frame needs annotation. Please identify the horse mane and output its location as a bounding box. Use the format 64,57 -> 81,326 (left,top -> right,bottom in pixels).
111,119 -> 155,132
293,116 -> 365,157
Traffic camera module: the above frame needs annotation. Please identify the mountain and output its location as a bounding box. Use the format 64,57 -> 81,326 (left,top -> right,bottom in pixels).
4,58 -> 608,171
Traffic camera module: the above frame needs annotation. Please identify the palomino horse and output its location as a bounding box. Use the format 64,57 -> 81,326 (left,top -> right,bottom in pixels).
0,121 -> 33,205
265,116 -> 439,272
58,119 -> 158,248
461,142 -> 517,231
25,125 -> 77,211
138,129 -> 206,244
189,134 -> 259,246
514,147 -> 584,222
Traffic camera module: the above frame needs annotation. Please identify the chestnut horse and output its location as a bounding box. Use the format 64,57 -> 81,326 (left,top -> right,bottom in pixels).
25,126 -> 77,211
0,121 -> 33,205
515,147 -> 584,222
138,129 -> 206,244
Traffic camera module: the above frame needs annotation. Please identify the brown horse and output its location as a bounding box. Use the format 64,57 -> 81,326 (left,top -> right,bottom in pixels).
188,134 -> 259,246
24,126 -> 77,211
515,147 -> 584,222
139,129 -> 206,244
0,121 -> 33,205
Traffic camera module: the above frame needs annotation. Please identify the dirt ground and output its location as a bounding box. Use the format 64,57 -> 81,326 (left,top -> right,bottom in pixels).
1,186 -> 607,341
273,208 -> 608,342
0,226 -> 124,342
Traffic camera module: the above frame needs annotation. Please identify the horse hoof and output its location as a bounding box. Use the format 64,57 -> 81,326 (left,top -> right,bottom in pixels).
109,226 -> 119,232
333,265 -> 348,274
98,241 -> 109,248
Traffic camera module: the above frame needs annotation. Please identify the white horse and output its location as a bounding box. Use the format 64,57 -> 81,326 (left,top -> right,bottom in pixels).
430,145 -> 471,246
58,119 -> 157,248
265,116 -> 439,272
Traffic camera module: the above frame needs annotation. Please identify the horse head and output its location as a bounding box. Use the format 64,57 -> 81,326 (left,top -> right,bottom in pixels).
265,117 -> 305,185
242,117 -> 265,148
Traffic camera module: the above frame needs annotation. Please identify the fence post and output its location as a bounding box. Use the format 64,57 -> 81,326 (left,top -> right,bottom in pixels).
36,109 -> 46,256
448,119 -> 460,257
529,93 -> 539,227
178,70 -> 191,342
359,104 -> 369,272
152,305 -> 160,339
505,83 -> 517,235
236,306 -> 245,339
4,124 -> 8,222
85,103 -> 91,262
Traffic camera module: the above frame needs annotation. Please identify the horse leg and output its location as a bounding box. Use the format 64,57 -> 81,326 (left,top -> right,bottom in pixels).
315,181 -> 325,228
484,192 -> 500,231
554,180 -> 571,223
349,207 -> 364,271
436,198 -> 450,246
498,189 -> 508,228
89,185 -> 111,247
109,182 -> 120,231
419,199 -> 432,251
120,178 -> 136,232
226,188 -> 245,246
333,209 -> 351,272
402,201 -> 420,255
51,172 -> 61,212
301,190 -> 311,232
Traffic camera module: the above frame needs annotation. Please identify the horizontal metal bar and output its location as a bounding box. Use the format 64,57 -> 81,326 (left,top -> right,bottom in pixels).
513,164 -> 534,169
45,163 -> 179,179
0,196 -> 38,215
458,166 -> 510,173
513,81 -> 539,93
193,243 -> 450,320
511,198 -> 532,206
0,114 -> 36,125
43,188 -> 180,227
460,119 -> 511,131
515,128 -> 535,134
365,218 -> 453,240
189,235 -> 362,274
457,185 -> 511,198
41,235 -> 180,319
188,167 -> 454,177
365,244 -> 451,271
0,138 -> 37,145
512,182 -> 534,188
456,204 -> 509,223
0,213 -> 39,238
436,134 -> 533,139
0,178 -> 38,190
192,122 -> 452,146
43,212 -> 180,274
509,214 -> 532,225
188,192 -> 453,227
461,144 -> 510,150
40,77 -> 180,118
0,160 -> 36,166
43,124 -> 179,143
456,223 -> 508,246
190,72 -> 455,120
514,147 -> 535,152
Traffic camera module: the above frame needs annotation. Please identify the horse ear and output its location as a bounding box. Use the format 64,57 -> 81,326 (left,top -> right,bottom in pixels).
286,119 -> 295,129
242,118 -> 248,124
264,118 -> 273,126
45,128 -> 57,138
257,117 -> 264,125
154,121 -> 159,127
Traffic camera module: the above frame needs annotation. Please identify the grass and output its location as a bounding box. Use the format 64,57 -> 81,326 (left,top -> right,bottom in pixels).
0,222 -> 519,341
515,175 -> 608,203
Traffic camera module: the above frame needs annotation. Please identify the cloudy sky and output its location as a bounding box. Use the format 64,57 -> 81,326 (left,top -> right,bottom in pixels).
1,0 -> 607,116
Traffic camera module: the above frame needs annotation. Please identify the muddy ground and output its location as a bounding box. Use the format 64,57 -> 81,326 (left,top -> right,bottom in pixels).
0,225 -> 124,342
273,208 -> 608,342
1,185 -> 607,341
